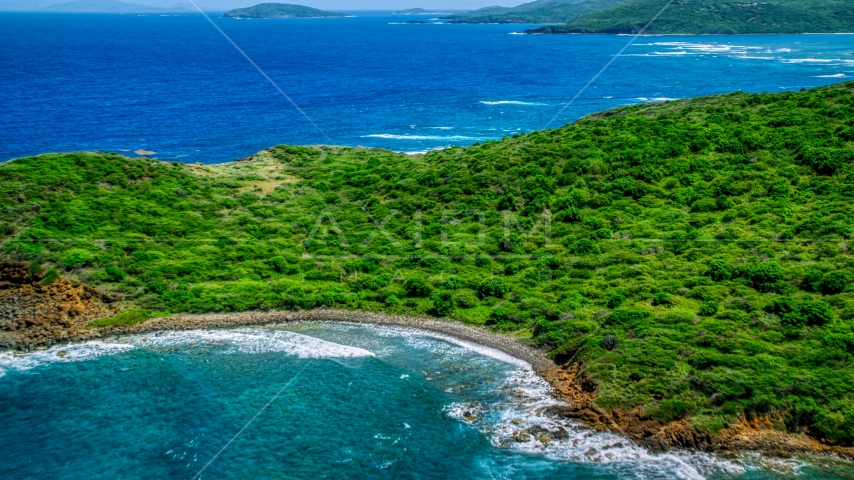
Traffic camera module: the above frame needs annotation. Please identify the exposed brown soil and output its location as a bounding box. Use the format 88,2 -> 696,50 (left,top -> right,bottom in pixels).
0,262 -> 117,351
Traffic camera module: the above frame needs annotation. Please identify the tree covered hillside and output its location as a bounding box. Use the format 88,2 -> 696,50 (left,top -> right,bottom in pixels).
526,0 -> 854,34
3,83 -> 854,442
442,0 -> 631,24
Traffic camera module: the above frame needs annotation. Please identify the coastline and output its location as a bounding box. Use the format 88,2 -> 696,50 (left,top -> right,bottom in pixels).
106,309 -> 554,370
21,307 -> 854,462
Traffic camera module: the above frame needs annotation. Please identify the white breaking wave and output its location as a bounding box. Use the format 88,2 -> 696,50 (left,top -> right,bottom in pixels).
814,73 -> 847,78
132,329 -> 374,358
353,323 -> 530,367
784,58 -> 835,63
0,341 -> 135,378
342,323 -> 744,478
362,134 -> 485,141
0,328 -> 373,378
444,366 -> 745,480
480,100 -> 547,106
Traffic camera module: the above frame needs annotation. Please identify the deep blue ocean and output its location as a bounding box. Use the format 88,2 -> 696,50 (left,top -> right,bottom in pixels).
1,12 -> 853,162
3,323 -> 853,479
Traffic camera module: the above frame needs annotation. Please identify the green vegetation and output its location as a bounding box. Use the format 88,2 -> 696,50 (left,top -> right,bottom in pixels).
89,309 -> 151,328
222,3 -> 346,19
3,82 -> 854,443
443,0 -> 630,24
526,0 -> 854,34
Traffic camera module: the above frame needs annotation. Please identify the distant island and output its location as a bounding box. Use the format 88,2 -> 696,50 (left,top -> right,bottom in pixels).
524,0 -> 854,34
442,0 -> 631,24
42,0 -> 189,13
222,3 -> 347,19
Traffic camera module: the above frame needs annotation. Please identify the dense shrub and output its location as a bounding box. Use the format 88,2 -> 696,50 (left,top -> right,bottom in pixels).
403,278 -> 430,297
432,291 -> 454,316
145,281 -> 167,295
819,272 -> 848,295
606,293 -> 626,309
652,292 -> 673,306
488,307 -> 509,324
89,309 -> 151,328
103,265 -> 126,282
765,297 -> 834,328
698,300 -> 719,316
478,278 -> 508,298
567,239 -> 600,256
268,256 -> 288,273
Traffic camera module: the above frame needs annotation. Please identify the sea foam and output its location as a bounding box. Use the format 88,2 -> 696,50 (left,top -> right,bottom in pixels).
362,134 -> 485,141
133,328 -> 375,358
0,341 -> 135,378
480,100 -> 547,106
0,328 -> 373,378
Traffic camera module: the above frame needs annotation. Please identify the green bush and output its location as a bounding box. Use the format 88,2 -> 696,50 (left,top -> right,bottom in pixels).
765,297 -> 834,328
40,268 -> 59,285
145,281 -> 168,295
477,278 -> 508,298
28,261 -> 43,278
698,300 -> 719,316
475,255 -> 492,268
103,265 -> 126,282
63,250 -> 92,269
442,276 -> 462,290
504,262 -> 522,275
651,400 -> 694,422
819,272 -> 848,295
603,309 -> 650,327
567,239 -> 600,256
403,278 -> 430,297
487,307 -> 509,324
89,309 -> 151,328
268,256 -> 288,273
705,260 -> 732,281
652,292 -> 673,306
432,291 -> 454,316
606,293 -> 626,309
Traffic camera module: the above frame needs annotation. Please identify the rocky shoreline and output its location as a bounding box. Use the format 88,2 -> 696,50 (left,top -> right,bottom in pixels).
19,307 -> 854,462
2,262 -> 853,463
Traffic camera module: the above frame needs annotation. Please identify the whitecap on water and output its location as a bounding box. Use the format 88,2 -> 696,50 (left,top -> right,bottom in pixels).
480,100 -> 547,106
361,134 -> 486,141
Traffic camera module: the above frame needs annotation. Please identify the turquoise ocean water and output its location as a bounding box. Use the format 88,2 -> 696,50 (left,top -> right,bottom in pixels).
2,323 -> 853,479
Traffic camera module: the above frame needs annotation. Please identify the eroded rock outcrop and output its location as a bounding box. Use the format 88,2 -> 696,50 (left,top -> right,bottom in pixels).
0,262 -> 115,351
539,362 -> 854,459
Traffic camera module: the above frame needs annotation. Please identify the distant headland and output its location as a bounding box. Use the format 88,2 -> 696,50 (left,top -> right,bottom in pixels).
222,3 -> 346,19
522,0 -> 854,35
